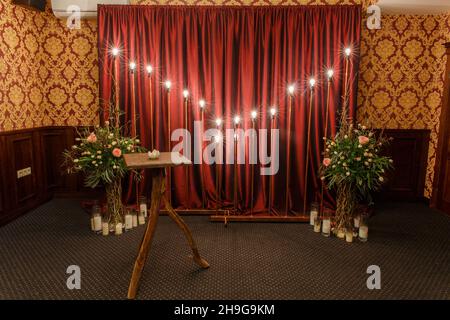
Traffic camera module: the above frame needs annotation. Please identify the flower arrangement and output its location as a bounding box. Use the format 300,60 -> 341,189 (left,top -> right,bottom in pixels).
63,121 -> 146,226
320,123 -> 393,231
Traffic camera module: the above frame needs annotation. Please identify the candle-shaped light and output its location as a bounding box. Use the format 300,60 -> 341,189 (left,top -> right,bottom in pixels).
129,61 -> 136,72
234,115 -> 241,126
288,84 -> 295,96
270,107 -> 277,118
183,89 -> 189,99
251,110 -> 258,120
344,47 -> 352,57
309,78 -> 316,88
327,69 -> 334,80
111,47 -> 119,57
215,118 -> 222,127
199,99 -> 206,110
165,80 -> 172,90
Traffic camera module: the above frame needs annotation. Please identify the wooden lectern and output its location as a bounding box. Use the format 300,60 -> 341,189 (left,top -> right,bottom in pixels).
124,152 -> 210,299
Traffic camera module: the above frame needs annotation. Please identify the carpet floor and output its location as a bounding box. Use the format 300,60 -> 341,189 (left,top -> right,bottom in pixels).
0,199 -> 449,300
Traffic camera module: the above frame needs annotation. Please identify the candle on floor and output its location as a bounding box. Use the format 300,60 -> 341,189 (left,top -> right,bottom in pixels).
322,218 -> 331,237
359,225 -> 368,242
93,213 -> 102,233
309,203 -> 318,226
132,211 -> 138,228
313,218 -> 321,233
125,211 -> 133,231
115,223 -> 123,235
102,219 -> 109,236
139,196 -> 148,218
337,228 -> 345,239
345,230 -> 353,243
90,216 -> 94,231
138,213 -> 145,225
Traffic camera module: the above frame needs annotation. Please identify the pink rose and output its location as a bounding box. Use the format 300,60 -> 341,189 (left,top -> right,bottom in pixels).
86,132 -> 97,143
358,136 -> 369,145
323,158 -> 331,167
112,148 -> 122,158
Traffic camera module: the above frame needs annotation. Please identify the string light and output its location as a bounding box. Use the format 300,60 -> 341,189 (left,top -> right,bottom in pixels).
344,47 -> 351,57
309,78 -> 316,88
215,118 -> 222,127
165,80 -> 172,90
146,65 -> 153,74
183,89 -> 189,99
199,99 -> 206,109
111,47 -> 119,56
327,69 -> 334,79
270,107 -> 277,117
288,84 -> 295,95
234,115 -> 241,125
251,110 -> 258,120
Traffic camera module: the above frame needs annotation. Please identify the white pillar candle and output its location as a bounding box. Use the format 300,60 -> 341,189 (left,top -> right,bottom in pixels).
138,214 -> 145,225
359,226 -> 368,242
125,213 -> 133,230
132,213 -> 138,227
90,217 -> 94,231
93,215 -> 102,232
322,219 -> 331,236
102,221 -> 109,236
337,229 -> 345,239
345,230 -> 353,243
115,223 -> 123,235
140,203 -> 148,218
354,215 -> 361,228
310,208 -> 318,226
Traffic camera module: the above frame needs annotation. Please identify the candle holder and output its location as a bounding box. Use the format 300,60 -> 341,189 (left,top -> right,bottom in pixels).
215,118 -> 223,214
199,99 -> 206,209
146,65 -> 154,150
165,80 -> 172,205
321,208 -> 332,237
233,115 -> 241,213
268,107 -> 277,216
285,85 -> 295,216
250,110 -> 258,216
303,78 -> 315,216
358,214 -> 369,242
183,90 -> 190,209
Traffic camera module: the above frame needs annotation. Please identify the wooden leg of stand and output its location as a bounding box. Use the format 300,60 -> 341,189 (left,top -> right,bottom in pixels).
127,172 -> 163,300
163,196 -> 210,269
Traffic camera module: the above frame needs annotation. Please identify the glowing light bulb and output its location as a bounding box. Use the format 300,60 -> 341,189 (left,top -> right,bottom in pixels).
344,47 -> 351,56
234,115 -> 241,125
288,84 -> 295,95
251,110 -> 258,120
309,78 -> 316,88
215,118 -> 222,127
146,65 -> 153,74
199,99 -> 206,109
165,80 -> 172,90
234,133 -> 239,140
129,62 -> 136,71
327,69 -> 334,79
183,89 -> 189,99
112,47 -> 119,56
270,107 -> 277,117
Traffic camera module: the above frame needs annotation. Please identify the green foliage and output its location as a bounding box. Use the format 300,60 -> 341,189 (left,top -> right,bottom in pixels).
62,121 -> 146,188
320,124 -> 393,202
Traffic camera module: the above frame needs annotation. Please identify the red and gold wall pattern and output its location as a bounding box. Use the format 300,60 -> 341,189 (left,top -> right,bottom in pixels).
0,0 -> 449,197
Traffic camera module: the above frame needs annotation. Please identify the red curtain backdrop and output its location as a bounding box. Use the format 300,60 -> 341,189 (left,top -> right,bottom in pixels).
98,5 -> 361,214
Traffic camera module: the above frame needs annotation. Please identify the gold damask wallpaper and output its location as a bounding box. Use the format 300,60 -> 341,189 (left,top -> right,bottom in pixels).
0,0 -> 449,197
358,14 -> 450,197
0,0 -> 98,130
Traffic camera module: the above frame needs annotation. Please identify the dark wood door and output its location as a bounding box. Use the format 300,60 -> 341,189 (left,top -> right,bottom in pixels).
433,42 -> 450,215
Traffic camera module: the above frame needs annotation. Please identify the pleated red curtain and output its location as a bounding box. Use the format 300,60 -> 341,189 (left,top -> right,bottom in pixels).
98,5 -> 361,213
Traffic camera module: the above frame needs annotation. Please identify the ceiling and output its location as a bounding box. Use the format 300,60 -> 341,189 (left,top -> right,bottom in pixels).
377,0 -> 450,14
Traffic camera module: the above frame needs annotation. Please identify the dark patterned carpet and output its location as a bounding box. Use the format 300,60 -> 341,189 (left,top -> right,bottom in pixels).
0,199 -> 449,300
